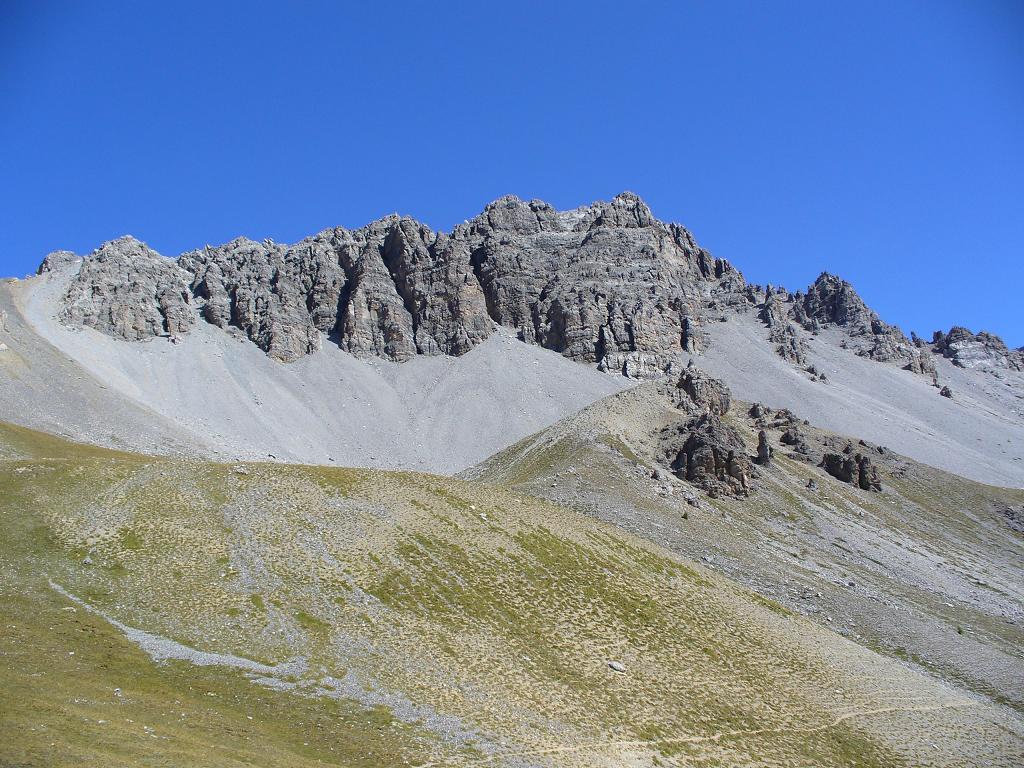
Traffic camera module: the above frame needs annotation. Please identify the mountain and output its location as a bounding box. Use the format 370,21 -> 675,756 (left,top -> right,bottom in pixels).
4,192 -> 1023,485
36,193 -> 739,372
2,193 -> 1024,766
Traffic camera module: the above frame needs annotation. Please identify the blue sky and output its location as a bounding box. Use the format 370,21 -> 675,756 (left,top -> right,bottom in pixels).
1,1 -> 1022,345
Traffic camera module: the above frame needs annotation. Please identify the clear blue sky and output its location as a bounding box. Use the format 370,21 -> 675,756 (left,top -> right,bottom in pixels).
1,1 -> 1022,345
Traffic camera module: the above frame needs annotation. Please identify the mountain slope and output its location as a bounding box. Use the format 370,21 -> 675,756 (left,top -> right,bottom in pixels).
464,379 -> 1024,714
5,192 -> 1022,485
1,276 -> 630,472
5,254 -> 1023,486
3,422 -> 1021,766
696,308 -> 1024,487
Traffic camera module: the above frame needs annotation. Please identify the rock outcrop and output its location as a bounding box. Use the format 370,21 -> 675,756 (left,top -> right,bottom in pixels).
181,235 -> 341,362
796,273 -> 915,365
659,365 -> 754,497
60,237 -> 194,342
675,364 -> 732,415
468,193 -> 741,376
37,250 -> 79,274
780,426 -> 817,461
820,448 -> 883,491
42,194 -> 1015,384
904,348 -> 939,384
749,401 -> 889,492
756,430 -> 772,465
753,272 -> 940,377
381,218 -> 493,356
769,323 -> 808,366
932,327 -> 1024,372
667,413 -> 753,497
794,273 -> 876,332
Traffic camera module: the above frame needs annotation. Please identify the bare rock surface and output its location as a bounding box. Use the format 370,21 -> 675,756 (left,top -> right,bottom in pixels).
674,364 -> 732,415
48,193 -> 742,377
755,272 -> 922,372
756,430 -> 772,465
933,326 -> 1024,372
469,193 -> 741,376
654,365 -> 755,496
48,193 -> 743,376
381,218 -> 493,357
819,449 -> 883,491
60,236 -> 195,342
661,412 -> 753,496
181,235 -> 342,362
36,250 -> 80,274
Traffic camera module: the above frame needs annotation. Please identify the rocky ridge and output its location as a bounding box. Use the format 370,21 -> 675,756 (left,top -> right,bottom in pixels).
59,237 -> 195,342
750,273 -> 938,382
43,194 -> 1011,382
46,193 -> 742,372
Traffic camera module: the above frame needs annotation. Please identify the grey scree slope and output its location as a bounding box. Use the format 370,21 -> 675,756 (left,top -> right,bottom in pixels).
698,309 -> 1024,488
6,269 -> 631,473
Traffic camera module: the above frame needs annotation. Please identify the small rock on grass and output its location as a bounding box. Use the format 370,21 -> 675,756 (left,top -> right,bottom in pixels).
607,660 -> 626,673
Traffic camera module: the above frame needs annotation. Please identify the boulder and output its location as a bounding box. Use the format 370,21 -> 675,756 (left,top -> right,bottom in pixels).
820,450 -> 883,491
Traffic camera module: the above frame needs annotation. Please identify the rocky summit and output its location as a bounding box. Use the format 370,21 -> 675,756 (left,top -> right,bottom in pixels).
43,193 -> 738,373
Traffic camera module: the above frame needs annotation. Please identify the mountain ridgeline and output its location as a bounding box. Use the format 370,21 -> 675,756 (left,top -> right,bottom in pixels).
42,192 -> 1023,378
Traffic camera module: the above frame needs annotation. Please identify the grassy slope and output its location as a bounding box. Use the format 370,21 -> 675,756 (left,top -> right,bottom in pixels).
464,384 -> 1024,716
0,423 -> 454,768
1,422 -> 1021,767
